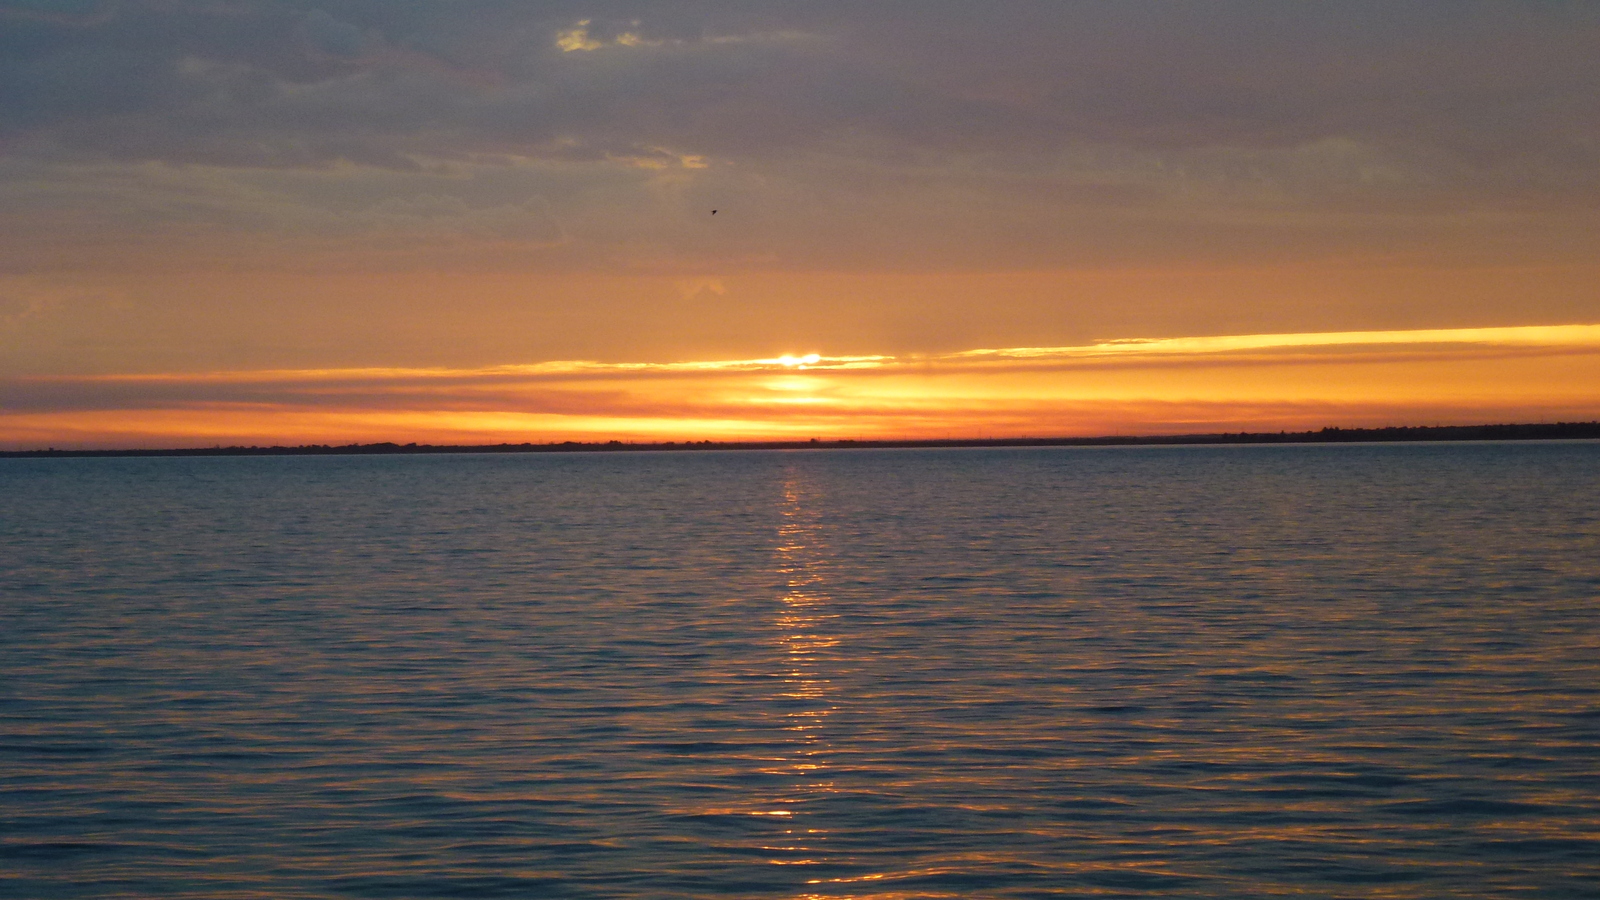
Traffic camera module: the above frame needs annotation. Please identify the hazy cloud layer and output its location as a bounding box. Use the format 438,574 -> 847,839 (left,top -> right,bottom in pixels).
2,0 -> 1598,401
5,2 -> 1597,258
7,2 -> 1598,165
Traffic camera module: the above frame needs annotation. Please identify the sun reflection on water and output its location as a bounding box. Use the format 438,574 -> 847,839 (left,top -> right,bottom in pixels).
759,467 -> 844,873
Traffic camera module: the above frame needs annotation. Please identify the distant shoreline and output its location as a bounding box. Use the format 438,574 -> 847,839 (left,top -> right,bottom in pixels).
4,421 -> 1599,458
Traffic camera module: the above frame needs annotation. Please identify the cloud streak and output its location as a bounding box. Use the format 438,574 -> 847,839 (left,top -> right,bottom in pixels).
5,325 -> 1598,448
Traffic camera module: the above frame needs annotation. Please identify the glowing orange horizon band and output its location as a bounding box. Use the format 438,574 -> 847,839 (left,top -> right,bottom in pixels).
4,324 -> 1599,448
16,323 -> 1594,384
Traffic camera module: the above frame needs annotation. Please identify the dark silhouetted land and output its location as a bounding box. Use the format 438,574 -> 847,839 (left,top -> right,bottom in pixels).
4,422 -> 1599,457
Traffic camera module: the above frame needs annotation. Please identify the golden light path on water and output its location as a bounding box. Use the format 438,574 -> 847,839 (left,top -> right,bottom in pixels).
766,468 -> 843,886
4,324 -> 1600,447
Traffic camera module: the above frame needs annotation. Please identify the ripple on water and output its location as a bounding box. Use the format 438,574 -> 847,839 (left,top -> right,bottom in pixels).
2,443 -> 1599,898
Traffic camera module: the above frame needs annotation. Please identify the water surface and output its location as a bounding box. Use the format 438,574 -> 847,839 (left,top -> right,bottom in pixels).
4,443 -> 1598,897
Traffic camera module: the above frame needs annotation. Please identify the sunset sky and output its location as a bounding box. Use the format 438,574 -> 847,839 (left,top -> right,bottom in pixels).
3,0 -> 1598,447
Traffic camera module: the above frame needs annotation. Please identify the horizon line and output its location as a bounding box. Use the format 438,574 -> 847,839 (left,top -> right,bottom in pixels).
6,420 -> 1598,457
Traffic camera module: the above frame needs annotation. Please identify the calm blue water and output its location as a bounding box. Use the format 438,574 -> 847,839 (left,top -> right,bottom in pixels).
3,443 -> 1598,898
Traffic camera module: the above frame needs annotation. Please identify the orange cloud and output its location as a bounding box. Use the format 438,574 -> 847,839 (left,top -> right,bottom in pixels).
4,325 -> 1598,449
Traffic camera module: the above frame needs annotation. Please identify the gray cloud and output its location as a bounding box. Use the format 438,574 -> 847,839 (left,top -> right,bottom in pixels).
1,0 -> 1596,276
4,2 -> 1596,167
300,9 -> 368,58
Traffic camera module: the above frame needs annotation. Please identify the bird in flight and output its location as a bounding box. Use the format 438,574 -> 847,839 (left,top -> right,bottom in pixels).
711,209 -> 717,215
